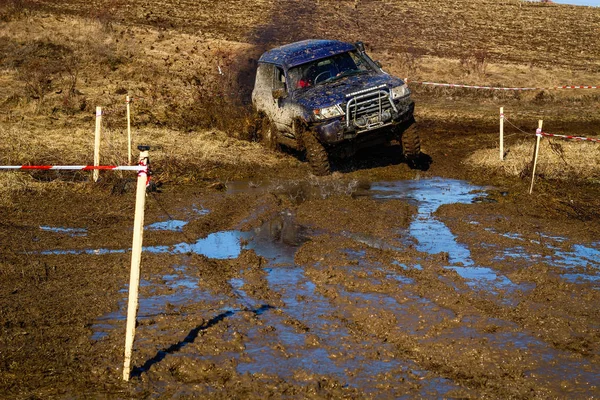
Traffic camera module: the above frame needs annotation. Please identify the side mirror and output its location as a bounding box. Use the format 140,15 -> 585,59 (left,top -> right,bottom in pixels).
272,88 -> 286,100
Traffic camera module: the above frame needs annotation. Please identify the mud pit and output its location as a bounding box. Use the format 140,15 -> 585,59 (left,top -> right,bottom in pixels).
1,167 -> 599,399
1,0 -> 600,396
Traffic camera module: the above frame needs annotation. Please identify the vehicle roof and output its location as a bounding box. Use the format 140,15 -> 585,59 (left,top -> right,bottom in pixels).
258,39 -> 356,69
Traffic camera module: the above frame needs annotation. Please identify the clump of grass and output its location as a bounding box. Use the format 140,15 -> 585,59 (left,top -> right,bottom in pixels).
467,138 -> 600,181
0,0 -> 37,22
150,128 -> 286,182
459,49 -> 488,77
0,172 -> 34,204
0,172 -> 72,207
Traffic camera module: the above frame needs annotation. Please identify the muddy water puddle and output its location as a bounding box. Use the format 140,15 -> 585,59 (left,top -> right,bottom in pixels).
371,178 -> 598,286
372,180 -> 506,277
36,178 -> 599,395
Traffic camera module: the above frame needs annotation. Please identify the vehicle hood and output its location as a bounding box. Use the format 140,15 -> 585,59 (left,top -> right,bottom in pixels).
291,73 -> 405,110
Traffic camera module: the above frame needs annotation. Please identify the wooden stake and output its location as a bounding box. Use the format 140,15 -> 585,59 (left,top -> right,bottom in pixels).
126,96 -> 132,165
499,107 -> 504,161
529,120 -> 543,195
94,106 -> 102,182
123,148 -> 149,381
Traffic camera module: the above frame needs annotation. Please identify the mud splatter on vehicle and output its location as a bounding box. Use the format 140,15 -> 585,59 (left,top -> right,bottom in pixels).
250,40 -> 419,175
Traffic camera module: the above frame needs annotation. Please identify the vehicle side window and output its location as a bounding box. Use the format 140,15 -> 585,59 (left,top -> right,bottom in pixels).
255,63 -> 274,90
274,66 -> 286,91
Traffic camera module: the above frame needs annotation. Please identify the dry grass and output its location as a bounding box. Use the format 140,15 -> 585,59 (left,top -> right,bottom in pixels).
467,138 -> 600,182
0,172 -> 36,206
138,127 -> 287,183
23,0 -> 600,71
0,172 -> 82,207
0,11 -> 285,192
0,122 -> 288,185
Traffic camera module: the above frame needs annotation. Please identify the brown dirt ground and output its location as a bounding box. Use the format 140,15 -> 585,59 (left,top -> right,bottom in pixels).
1,117 -> 599,398
1,1 -> 600,399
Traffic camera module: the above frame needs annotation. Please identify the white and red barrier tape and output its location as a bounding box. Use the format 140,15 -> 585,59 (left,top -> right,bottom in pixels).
539,131 -> 600,143
0,165 -> 146,171
0,164 -> 152,186
504,115 -> 600,143
405,80 -> 599,91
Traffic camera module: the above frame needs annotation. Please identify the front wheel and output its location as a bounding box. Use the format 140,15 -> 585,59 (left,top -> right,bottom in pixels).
401,123 -> 421,161
302,131 -> 330,176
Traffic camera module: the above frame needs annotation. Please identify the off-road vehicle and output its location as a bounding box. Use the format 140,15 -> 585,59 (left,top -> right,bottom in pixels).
251,39 -> 419,175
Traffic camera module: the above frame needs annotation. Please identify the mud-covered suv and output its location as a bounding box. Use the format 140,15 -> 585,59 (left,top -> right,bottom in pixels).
251,39 -> 419,175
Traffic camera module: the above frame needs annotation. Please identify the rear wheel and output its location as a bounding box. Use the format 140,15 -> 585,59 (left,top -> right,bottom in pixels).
246,112 -> 279,150
302,131 -> 330,176
259,116 -> 279,150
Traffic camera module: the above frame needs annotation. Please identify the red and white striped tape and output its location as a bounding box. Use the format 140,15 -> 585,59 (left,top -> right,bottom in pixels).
0,164 -> 151,186
0,165 -> 147,171
539,132 -> 600,143
504,115 -> 600,143
405,80 -> 599,91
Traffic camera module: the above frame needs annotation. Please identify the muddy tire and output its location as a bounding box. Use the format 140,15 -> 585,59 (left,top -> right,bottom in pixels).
247,113 -> 279,150
401,123 -> 421,160
260,117 -> 279,150
303,131 -> 330,176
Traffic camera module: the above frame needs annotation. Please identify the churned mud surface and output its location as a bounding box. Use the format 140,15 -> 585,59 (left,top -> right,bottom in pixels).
1,125 -> 600,399
1,0 -> 600,397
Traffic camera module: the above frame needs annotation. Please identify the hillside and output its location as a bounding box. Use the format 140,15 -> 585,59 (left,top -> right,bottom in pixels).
23,0 -> 600,69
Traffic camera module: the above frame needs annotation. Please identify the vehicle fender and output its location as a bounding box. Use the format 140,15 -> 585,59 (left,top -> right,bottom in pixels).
271,101 -> 311,137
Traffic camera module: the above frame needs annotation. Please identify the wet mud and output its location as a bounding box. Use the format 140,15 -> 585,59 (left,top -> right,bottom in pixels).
1,165 -> 599,399
1,0 -> 599,397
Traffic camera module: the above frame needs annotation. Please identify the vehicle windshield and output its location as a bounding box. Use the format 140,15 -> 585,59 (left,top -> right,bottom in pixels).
288,50 -> 374,90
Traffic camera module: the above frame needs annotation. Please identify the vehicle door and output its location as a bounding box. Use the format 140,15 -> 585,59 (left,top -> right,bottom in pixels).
253,63 -> 292,134
270,66 -> 293,133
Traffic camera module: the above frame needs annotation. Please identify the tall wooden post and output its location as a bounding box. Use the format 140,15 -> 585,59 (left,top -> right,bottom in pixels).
499,107 -> 504,161
126,96 -> 132,165
94,106 -> 102,182
529,120 -> 543,195
123,146 -> 149,381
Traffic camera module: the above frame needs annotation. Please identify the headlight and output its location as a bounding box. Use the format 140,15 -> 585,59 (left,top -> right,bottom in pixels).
313,104 -> 345,120
391,84 -> 410,99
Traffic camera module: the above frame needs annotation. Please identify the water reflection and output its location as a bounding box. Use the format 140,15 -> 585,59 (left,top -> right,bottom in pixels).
146,220 -> 188,232
370,178 -> 505,285
39,225 -> 87,237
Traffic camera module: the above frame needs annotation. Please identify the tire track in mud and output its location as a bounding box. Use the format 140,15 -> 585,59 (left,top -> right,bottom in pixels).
285,232 -> 597,397
223,179 -> 600,397
201,181 -> 595,395
9,178 -> 599,397
70,179 -> 598,397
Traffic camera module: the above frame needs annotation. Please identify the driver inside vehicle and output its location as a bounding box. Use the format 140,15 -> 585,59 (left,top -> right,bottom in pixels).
297,72 -> 312,88
296,53 -> 360,88
297,64 -> 320,88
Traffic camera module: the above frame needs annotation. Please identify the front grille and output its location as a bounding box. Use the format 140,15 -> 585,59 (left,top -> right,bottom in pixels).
345,88 -> 398,133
